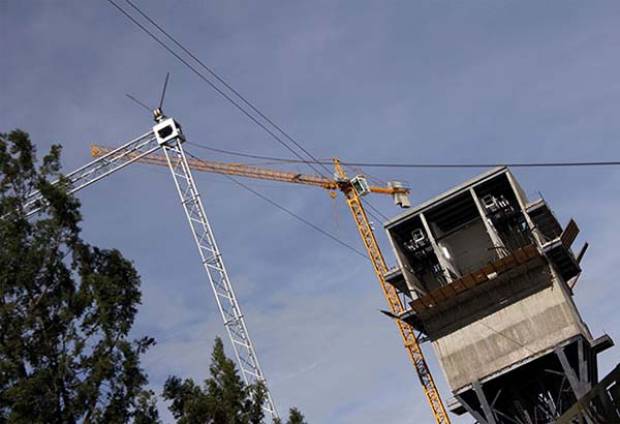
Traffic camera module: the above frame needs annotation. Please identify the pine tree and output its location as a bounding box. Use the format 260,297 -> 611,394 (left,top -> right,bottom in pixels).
163,337 -> 307,424
163,337 -> 263,424
0,130 -> 159,423
286,408 -> 307,424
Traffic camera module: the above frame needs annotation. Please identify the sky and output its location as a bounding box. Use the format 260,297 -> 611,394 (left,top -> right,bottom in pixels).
2,1 -> 620,423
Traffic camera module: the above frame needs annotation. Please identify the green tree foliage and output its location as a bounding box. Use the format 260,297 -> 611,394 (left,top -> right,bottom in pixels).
163,337 -> 307,424
285,408 -> 307,424
273,407 -> 307,424
0,130 -> 159,423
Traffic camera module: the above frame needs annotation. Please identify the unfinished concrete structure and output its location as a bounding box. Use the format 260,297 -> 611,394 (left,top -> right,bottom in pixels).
384,167 -> 615,423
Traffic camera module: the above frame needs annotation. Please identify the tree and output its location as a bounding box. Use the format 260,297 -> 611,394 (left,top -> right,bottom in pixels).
0,130 -> 159,423
163,337 -> 264,424
163,337 -> 307,424
285,408 -> 307,424
273,408 -> 307,424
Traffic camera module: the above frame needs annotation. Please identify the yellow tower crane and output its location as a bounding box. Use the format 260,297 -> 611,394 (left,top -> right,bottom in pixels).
90,145 -> 451,424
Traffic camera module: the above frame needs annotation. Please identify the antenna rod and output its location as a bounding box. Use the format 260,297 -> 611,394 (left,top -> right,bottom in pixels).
159,72 -> 170,109
154,72 -> 170,122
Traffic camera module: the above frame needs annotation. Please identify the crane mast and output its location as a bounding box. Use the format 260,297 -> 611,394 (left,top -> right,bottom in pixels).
21,116 -> 279,421
91,145 -> 451,424
154,118 -> 278,419
332,160 -> 450,424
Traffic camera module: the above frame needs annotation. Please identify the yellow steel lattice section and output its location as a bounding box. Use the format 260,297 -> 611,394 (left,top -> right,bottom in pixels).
333,160 -> 450,424
90,145 -> 406,196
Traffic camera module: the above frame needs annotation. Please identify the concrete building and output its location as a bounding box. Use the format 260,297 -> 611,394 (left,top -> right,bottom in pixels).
383,167 -> 614,423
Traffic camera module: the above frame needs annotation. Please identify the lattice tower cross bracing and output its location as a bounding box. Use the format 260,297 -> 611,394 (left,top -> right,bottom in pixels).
20,113 -> 279,421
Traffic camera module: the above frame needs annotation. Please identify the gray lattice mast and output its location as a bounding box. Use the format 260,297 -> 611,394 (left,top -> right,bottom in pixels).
22,112 -> 279,420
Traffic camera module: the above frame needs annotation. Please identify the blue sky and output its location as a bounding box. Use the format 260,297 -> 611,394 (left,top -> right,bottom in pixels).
2,1 -> 619,423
